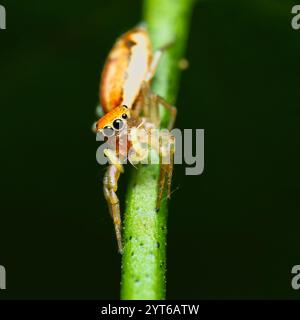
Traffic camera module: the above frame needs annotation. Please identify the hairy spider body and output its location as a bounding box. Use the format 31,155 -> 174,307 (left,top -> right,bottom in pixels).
96,27 -> 177,253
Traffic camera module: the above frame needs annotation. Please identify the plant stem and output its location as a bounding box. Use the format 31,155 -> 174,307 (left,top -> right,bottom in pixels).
120,0 -> 195,300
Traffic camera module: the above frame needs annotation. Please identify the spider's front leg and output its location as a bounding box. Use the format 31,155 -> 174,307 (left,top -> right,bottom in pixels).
103,149 -> 124,254
156,133 -> 175,211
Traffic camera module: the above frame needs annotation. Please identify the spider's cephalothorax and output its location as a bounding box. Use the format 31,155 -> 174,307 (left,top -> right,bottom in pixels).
96,27 -> 177,253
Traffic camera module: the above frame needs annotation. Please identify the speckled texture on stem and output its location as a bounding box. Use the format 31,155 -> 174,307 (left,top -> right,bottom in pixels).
121,0 -> 195,300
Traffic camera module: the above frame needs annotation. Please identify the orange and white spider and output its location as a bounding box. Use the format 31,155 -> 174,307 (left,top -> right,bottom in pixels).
96,27 -> 176,253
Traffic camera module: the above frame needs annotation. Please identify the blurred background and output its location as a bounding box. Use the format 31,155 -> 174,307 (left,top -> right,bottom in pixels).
0,0 -> 300,299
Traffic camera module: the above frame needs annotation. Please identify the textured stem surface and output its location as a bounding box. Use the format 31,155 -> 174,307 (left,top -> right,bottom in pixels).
121,0 -> 195,300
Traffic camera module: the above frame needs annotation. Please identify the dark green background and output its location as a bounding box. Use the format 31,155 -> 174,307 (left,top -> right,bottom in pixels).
0,0 -> 299,299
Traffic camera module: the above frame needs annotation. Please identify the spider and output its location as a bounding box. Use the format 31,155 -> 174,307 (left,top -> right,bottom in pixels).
96,27 -> 177,253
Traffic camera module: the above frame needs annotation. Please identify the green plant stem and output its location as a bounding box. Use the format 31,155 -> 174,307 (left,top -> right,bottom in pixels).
120,0 -> 195,300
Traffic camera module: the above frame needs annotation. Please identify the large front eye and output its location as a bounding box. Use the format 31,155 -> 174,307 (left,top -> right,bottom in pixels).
112,118 -> 124,131
103,126 -> 114,137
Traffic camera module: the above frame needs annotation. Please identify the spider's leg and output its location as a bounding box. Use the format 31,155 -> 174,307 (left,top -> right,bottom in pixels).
156,96 -> 177,130
95,104 -> 104,118
145,41 -> 175,82
91,104 -> 104,133
145,49 -> 163,82
156,133 -> 175,210
139,82 -> 177,130
103,149 -> 124,254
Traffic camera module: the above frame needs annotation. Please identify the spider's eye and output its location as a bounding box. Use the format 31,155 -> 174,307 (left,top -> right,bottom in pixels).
103,126 -> 114,137
122,113 -> 128,119
112,118 -> 124,131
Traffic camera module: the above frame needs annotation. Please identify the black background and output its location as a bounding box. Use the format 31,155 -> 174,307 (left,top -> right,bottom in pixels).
0,0 -> 300,299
